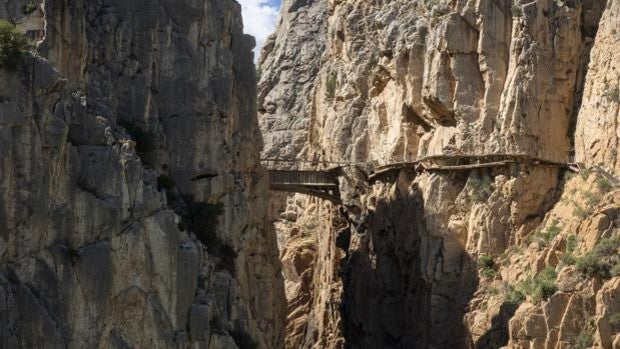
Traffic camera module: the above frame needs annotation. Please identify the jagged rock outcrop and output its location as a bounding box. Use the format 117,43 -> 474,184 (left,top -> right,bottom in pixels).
0,1 -> 285,348
258,0 -> 329,161
259,0 -> 618,348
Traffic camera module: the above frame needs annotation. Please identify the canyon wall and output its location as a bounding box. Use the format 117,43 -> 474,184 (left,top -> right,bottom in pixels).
0,1 -> 285,348
259,0 -> 619,348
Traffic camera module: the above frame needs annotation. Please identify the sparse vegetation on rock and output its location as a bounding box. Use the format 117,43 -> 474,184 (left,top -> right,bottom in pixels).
575,236 -> 620,279
23,1 -> 41,14
517,267 -> 558,304
573,330 -> 594,349
0,20 -> 29,71
477,255 -> 498,278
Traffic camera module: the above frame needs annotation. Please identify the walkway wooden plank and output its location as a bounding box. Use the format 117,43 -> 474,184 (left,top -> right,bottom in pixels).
268,170 -> 338,186
270,184 -> 341,204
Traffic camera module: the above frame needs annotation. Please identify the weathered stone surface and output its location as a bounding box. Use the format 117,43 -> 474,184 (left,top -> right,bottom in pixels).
259,0 -> 619,348
575,0 -> 620,176
0,0 -> 285,348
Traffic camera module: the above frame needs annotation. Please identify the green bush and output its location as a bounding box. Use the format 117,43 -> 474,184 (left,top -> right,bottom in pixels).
561,254 -> 577,266
576,236 -> 620,279
477,255 -> 494,269
517,267 -> 558,303
576,252 -> 609,278
23,1 -> 40,14
511,5 -> 522,17
325,73 -> 337,100
593,236 -> 620,255
0,20 -> 30,71
573,331 -> 593,349
477,255 -> 497,278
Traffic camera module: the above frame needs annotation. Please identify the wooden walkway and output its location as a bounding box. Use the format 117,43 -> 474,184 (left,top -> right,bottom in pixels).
262,154 -> 582,203
267,170 -> 341,204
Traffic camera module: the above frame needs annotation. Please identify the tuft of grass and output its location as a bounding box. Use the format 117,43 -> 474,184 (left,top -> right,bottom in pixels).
561,235 -> 578,265
0,20 -> 30,71
511,5 -> 523,17
477,255 -> 498,278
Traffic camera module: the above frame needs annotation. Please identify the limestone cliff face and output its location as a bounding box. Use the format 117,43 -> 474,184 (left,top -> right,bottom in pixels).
575,0 -> 620,176
260,0 -> 619,348
258,0 -> 329,161
0,1 -> 285,348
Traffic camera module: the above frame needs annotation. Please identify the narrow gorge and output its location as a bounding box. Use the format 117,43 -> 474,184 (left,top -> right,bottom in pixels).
0,0 -> 618,348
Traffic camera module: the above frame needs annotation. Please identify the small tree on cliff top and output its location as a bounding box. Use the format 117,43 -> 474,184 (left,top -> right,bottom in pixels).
0,20 -> 30,71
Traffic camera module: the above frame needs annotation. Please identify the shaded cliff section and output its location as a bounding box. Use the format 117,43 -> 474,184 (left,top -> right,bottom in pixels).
0,1 -> 285,348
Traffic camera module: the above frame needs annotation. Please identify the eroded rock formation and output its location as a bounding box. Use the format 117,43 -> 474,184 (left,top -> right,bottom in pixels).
0,1 -> 285,348
259,0 -> 619,348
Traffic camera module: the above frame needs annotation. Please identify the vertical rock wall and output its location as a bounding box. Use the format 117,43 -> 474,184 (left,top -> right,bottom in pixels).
0,0 -> 285,348
259,0 -> 619,348
575,0 -> 620,176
